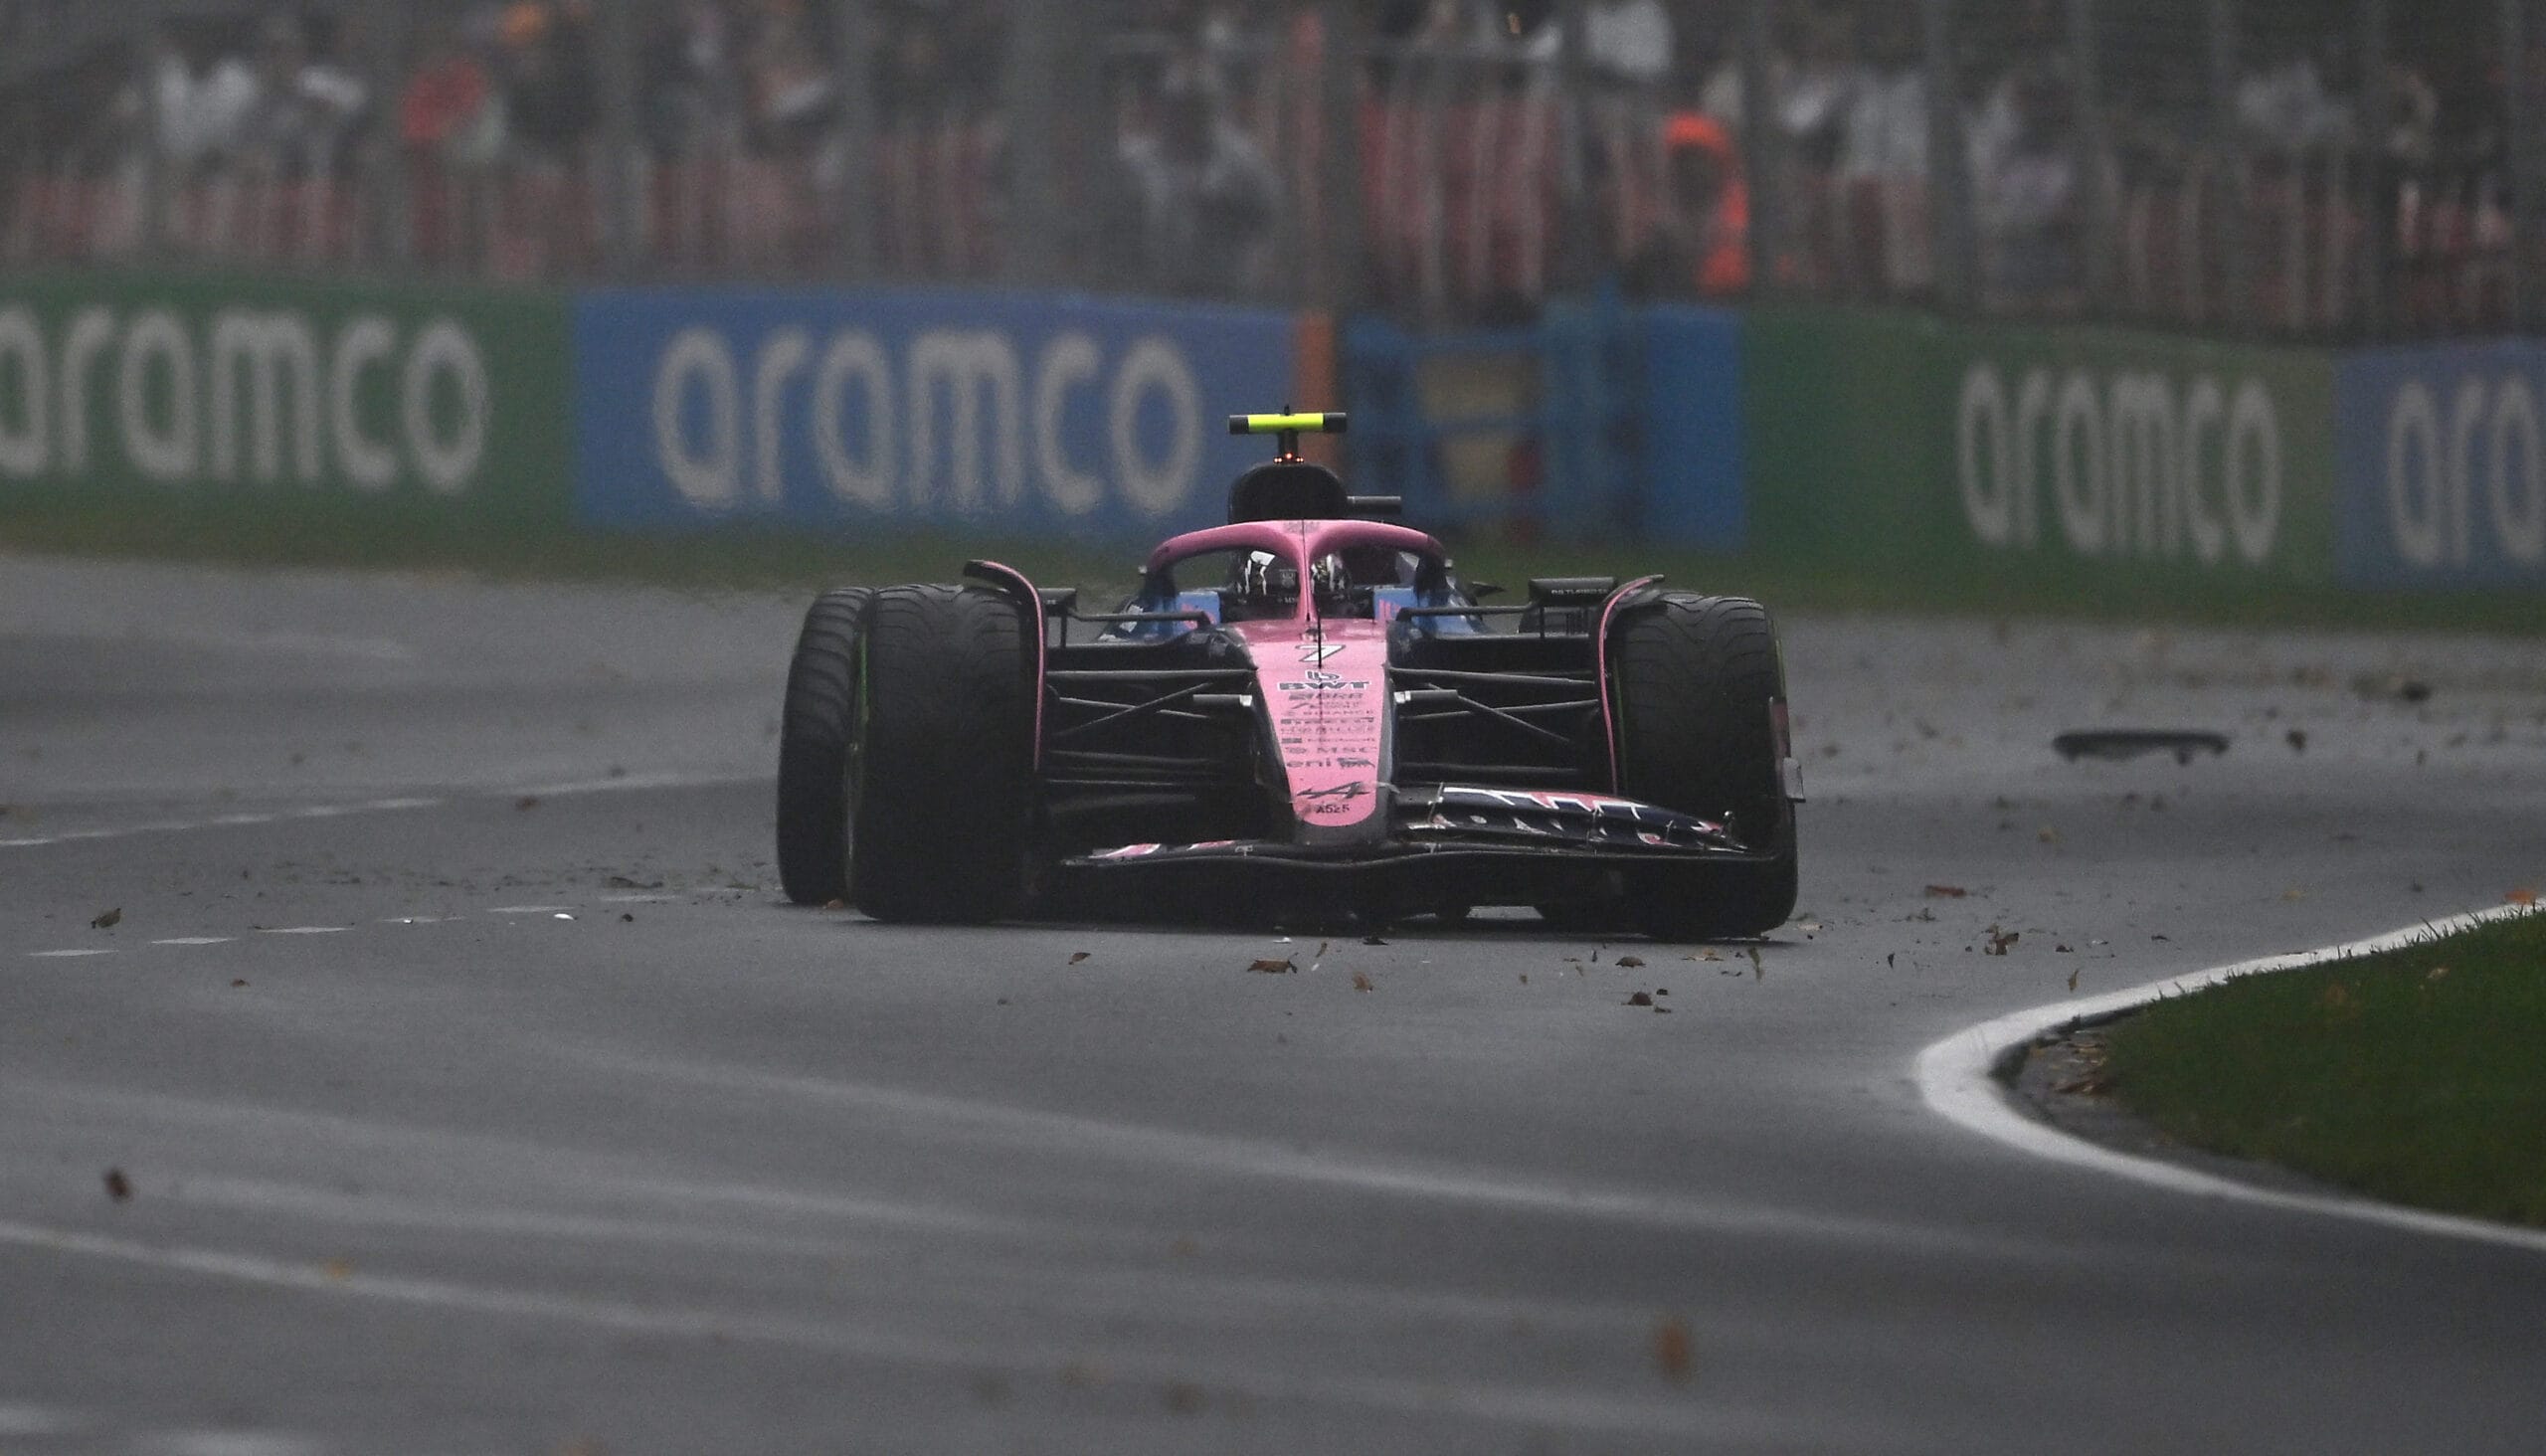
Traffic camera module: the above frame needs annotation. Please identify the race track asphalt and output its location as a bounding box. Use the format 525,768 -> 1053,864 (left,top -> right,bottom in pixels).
4,554 -> 2542,1455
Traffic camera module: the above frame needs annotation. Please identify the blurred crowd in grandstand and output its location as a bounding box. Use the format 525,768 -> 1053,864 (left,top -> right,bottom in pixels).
1,0 -> 2537,338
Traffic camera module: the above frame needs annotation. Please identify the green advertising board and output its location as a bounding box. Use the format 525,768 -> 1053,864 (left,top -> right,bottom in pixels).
0,272 -> 570,534
1744,304 -> 2337,594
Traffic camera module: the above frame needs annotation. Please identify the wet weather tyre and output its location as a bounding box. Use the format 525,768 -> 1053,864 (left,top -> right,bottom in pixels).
1609,593 -> 1799,941
847,584 -> 1037,923
776,588 -> 873,905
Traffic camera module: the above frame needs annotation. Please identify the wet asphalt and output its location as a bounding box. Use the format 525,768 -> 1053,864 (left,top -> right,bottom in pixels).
3,553 -> 2542,1455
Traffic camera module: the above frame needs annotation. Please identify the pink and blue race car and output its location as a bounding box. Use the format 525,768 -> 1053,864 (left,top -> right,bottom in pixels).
776,412 -> 1800,940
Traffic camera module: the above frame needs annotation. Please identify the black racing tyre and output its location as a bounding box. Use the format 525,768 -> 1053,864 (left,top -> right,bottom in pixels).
1609,592 -> 1799,941
776,587 -> 873,905
847,584 -> 1038,923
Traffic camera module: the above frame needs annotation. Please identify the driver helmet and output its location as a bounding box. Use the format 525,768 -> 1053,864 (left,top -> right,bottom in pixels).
1230,550 -> 1301,618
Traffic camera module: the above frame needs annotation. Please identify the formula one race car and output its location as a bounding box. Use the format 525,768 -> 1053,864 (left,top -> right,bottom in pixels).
775,412 -> 1801,940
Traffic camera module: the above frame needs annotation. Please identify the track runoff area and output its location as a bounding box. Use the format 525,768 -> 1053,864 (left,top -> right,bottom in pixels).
3,554 -> 2542,1454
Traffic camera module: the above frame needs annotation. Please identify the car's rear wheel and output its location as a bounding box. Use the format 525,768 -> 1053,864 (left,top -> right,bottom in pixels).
848,584 -> 1038,923
776,587 -> 873,905
1609,592 -> 1799,941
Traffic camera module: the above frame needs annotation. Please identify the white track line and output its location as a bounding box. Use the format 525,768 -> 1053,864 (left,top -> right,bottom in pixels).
142,1432 -> 330,1456
0,1401 -> 87,1436
1914,904 -> 2546,1257
0,1215 -> 1816,1442
0,777 -> 755,855
152,938 -> 236,947
570,1048 -> 2028,1259
26,949 -> 113,959
257,927 -> 347,937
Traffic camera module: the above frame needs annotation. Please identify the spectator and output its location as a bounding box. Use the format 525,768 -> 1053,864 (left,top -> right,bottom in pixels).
501,1 -> 598,164
145,21 -> 259,176
1776,8 -> 1859,171
1117,77 -> 1281,295
1975,62 -> 2081,308
238,18 -> 317,172
743,5 -> 835,156
1837,3 -> 1928,294
399,17 -> 501,167
1640,109 -> 1749,298
641,1 -> 743,159
296,15 -> 378,176
1583,0 -> 1673,89
2237,39 -> 2355,153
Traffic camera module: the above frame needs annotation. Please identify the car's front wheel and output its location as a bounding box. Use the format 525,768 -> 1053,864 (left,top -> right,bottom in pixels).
776,587 -> 873,905
1609,592 -> 1799,941
847,584 -> 1038,923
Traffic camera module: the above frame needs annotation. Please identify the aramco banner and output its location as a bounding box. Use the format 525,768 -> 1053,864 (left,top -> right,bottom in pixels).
573,287 -> 1295,536
2335,341 -> 2546,589
1743,306 -> 2337,589
0,273 -> 568,527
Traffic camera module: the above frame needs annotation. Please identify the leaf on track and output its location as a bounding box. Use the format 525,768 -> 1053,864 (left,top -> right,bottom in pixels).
1625,992 -> 1653,1006
102,1169 -> 130,1202
514,796 -> 541,811
1248,958 -> 1297,975
1616,955 -> 1646,969
1983,926 -> 2019,956
1351,971 -> 1373,993
1360,934 -> 1389,946
91,908 -> 120,930
1652,1316 -> 1695,1382
1924,884 -> 1969,899
2509,888 -> 2539,907
1067,951 -> 1091,965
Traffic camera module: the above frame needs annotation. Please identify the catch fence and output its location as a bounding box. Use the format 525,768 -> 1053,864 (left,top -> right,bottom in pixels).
0,0 -> 2535,341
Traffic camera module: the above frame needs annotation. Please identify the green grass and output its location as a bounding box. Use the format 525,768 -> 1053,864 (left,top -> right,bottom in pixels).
2101,909 -> 2546,1228
4,497 -> 2545,636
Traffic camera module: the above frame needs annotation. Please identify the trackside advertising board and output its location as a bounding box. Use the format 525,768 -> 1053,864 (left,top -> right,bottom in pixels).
1744,306 -> 2337,590
0,273 -> 569,527
573,288 -> 1294,536
2335,341 -> 2546,589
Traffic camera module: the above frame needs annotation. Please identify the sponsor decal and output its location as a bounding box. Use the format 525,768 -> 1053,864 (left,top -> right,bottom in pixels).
1956,360 -> 2282,566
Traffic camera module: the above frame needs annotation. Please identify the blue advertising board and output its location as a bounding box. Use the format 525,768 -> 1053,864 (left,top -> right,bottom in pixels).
2336,341 -> 2546,589
574,288 -> 1296,536
1640,304 -> 1746,550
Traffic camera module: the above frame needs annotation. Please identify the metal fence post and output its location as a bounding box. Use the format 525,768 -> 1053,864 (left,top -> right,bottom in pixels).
2508,0 -> 2537,333
2205,0 -> 2250,333
1000,0 -> 1062,287
364,0 -> 416,269
1318,0 -> 1364,316
594,0 -> 642,278
2356,0 -> 2391,340
1555,0 -> 1600,291
1737,0 -> 1782,294
2067,0 -> 2111,314
1923,0 -> 1975,313
832,0 -> 877,280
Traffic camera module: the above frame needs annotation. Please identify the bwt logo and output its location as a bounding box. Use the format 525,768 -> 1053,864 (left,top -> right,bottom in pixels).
0,305 -> 489,492
2380,373 -> 2544,569
1957,363 -> 2283,566
648,326 -> 1206,517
